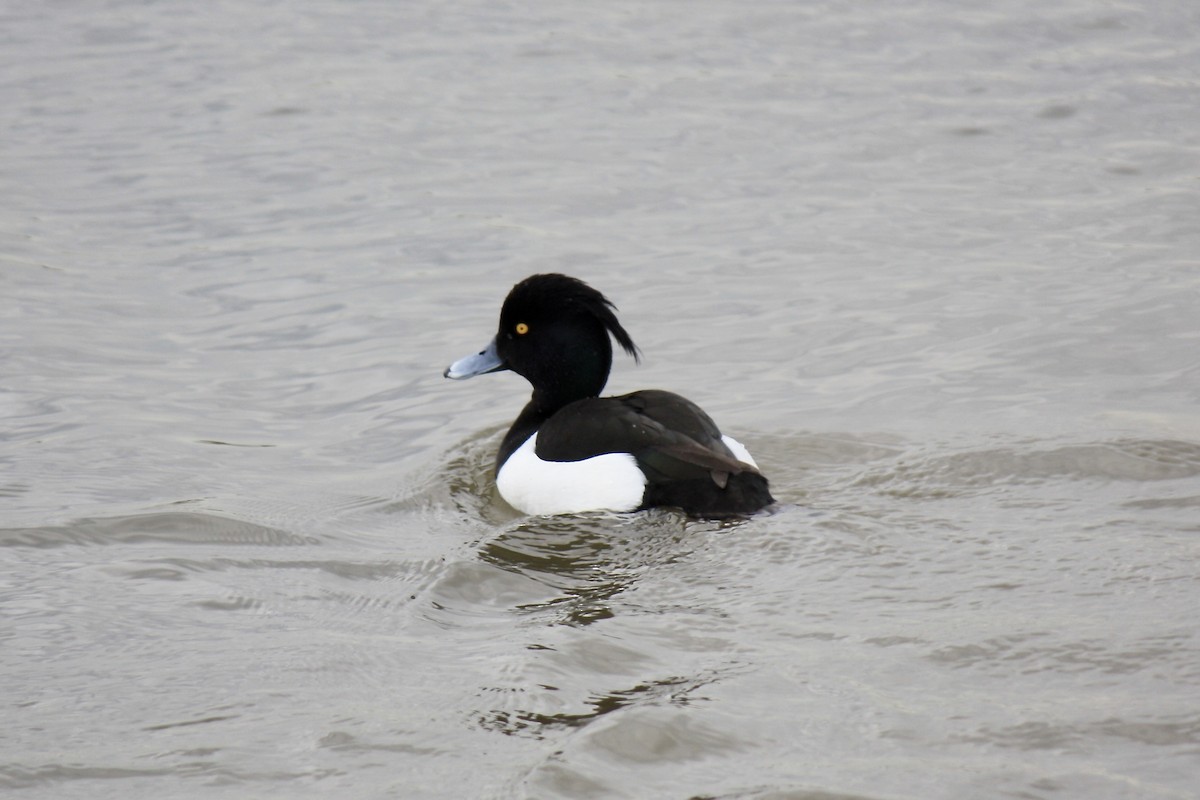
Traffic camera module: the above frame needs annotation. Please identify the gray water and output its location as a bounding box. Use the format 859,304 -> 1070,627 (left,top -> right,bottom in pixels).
3,1 -> 1199,798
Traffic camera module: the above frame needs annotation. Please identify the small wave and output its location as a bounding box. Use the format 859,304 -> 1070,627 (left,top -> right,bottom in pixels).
0,510 -> 314,549
853,437 -> 1200,499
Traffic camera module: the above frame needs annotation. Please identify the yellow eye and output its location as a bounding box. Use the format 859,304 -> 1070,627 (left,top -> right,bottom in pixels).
515,322 -> 529,335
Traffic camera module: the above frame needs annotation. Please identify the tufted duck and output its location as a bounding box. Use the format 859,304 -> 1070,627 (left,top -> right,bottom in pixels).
444,274 -> 774,517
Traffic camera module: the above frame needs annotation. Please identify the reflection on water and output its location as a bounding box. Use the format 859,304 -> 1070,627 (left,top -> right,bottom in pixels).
478,674 -> 709,740
481,518 -> 644,627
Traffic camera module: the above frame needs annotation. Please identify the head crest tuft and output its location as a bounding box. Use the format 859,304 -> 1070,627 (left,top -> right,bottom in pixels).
505,273 -> 641,362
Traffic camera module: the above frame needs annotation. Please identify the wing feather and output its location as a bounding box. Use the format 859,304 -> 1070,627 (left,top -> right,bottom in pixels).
534,390 -> 758,488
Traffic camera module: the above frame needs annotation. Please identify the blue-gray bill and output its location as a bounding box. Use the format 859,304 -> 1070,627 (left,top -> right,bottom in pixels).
444,337 -> 506,380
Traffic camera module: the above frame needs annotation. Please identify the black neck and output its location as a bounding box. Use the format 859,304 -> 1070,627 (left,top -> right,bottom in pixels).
496,401 -> 545,474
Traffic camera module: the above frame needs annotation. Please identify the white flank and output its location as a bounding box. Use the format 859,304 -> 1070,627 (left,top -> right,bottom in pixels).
722,435 -> 758,468
496,433 -> 647,515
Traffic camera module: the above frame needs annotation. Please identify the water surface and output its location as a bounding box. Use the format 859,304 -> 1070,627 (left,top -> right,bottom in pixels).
3,1 -> 1199,798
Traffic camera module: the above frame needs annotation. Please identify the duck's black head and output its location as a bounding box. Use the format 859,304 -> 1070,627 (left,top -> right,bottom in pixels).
446,274 -> 640,408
